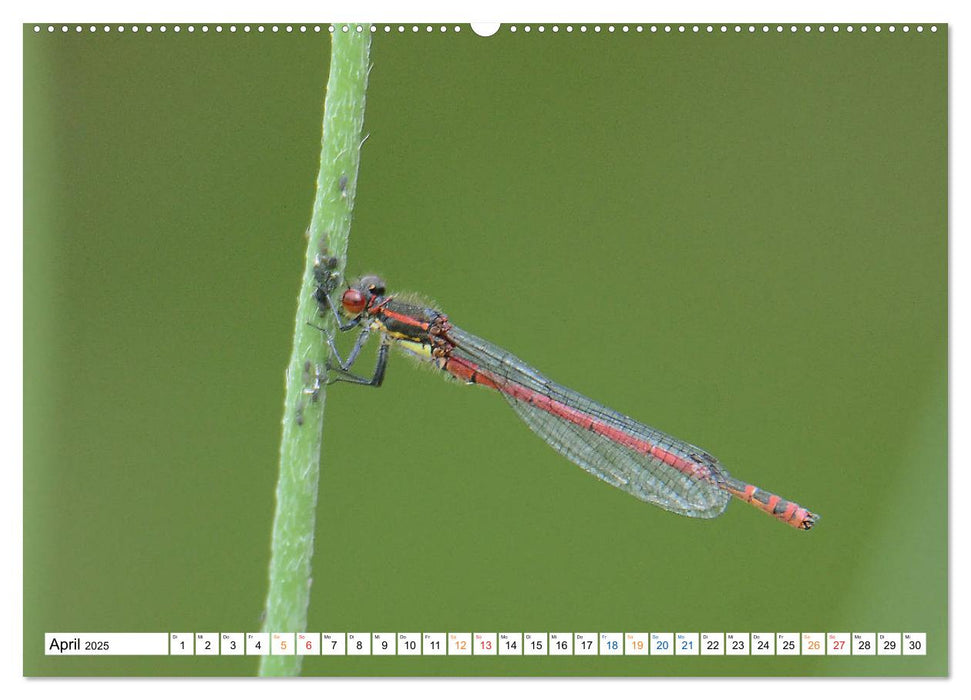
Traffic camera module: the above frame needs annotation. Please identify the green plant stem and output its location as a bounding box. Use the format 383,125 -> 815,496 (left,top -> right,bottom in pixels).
259,27 -> 371,677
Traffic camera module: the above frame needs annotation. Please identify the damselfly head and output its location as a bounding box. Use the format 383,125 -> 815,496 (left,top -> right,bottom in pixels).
342,275 -> 386,316
357,275 -> 386,296
313,253 -> 340,291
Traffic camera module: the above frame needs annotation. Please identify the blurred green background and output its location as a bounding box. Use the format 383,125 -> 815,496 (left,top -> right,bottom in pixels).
23,24 -> 946,676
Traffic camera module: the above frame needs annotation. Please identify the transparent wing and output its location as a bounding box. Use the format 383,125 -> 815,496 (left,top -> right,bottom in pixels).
447,326 -> 731,519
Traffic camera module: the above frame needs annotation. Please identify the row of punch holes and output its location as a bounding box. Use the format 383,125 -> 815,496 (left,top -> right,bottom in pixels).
33,24 -> 940,36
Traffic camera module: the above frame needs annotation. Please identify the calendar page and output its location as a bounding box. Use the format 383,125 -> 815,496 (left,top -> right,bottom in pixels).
23,20 -> 946,677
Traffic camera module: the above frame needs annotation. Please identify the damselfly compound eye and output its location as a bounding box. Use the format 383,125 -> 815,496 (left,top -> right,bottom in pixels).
342,288 -> 367,315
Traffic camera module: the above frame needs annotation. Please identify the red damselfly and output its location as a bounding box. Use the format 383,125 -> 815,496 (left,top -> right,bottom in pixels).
314,261 -> 818,530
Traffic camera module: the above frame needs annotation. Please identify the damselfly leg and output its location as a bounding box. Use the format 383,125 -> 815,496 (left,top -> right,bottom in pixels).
325,339 -> 390,387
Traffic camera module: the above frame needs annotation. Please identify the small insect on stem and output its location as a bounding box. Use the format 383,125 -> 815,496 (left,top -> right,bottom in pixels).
313,252 -> 341,311
303,359 -> 323,403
